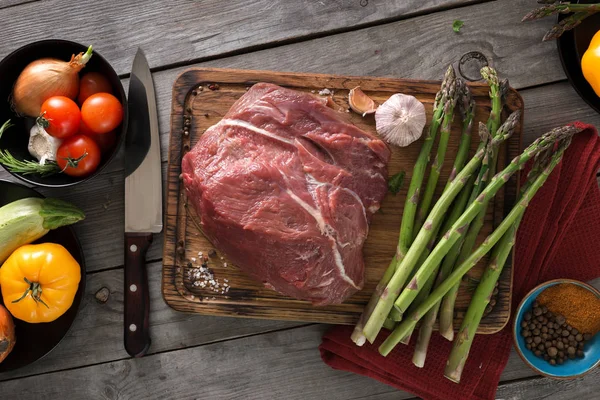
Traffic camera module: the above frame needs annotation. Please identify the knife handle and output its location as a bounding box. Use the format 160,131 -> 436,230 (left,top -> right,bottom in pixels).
124,232 -> 153,357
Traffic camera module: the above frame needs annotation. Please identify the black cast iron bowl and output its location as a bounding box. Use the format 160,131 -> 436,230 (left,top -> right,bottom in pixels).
0,180 -> 86,372
0,39 -> 128,187
557,0 -> 600,114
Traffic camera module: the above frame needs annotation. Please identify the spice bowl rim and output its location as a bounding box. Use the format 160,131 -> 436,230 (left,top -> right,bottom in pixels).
512,278 -> 600,381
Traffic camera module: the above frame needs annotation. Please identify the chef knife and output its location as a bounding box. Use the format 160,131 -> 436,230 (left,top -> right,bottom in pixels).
124,48 -> 162,358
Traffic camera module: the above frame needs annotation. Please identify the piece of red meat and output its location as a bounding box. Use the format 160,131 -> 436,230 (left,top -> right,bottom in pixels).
182,83 -> 390,305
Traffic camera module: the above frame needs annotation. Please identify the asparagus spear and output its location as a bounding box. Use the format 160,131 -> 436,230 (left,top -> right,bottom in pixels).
383,317 -> 396,331
379,127 -> 580,356
351,256 -> 397,345
389,248 -> 430,322
412,89 -> 478,365
398,79 -> 475,336
449,79 -> 476,183
394,78 -> 469,326
543,12 -> 589,41
522,2 -> 600,41
393,112 -> 520,316
438,67 -> 505,339
362,131 -> 487,343
443,142 -> 570,382
413,76 -> 458,236
366,117 -> 501,342
412,174 -> 479,364
351,66 -> 456,345
398,65 -> 456,262
444,215 -> 521,381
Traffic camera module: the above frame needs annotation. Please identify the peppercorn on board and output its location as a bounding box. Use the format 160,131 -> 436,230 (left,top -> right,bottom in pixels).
163,68 -> 523,333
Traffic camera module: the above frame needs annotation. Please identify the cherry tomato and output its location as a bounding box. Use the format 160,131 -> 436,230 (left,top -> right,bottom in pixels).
88,130 -> 117,154
78,119 -> 96,136
56,135 -> 101,177
81,93 -> 123,134
40,96 -> 81,139
78,72 -> 113,104
79,120 -> 116,154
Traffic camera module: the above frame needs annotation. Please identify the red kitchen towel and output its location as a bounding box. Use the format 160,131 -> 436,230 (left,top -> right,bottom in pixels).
320,122 -> 600,400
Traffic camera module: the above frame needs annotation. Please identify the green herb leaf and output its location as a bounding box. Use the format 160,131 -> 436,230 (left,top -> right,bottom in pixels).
0,119 -> 14,139
452,20 -> 464,33
0,149 -> 61,176
388,171 -> 406,195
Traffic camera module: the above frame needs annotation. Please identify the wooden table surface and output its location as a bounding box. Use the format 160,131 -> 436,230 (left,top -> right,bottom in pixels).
0,1 -> 599,398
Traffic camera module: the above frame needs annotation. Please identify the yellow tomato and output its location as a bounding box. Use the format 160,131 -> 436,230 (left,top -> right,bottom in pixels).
0,243 -> 81,323
582,30 -> 600,97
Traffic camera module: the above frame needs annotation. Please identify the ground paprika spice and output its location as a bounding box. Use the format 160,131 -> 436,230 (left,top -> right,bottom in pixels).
537,283 -> 600,335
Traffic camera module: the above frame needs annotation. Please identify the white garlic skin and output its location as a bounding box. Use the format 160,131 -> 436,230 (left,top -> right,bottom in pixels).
28,124 -> 63,165
375,93 -> 426,147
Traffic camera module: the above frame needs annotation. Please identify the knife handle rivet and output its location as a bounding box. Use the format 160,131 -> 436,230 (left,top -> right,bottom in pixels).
130,284 -> 138,292
130,244 -> 138,253
129,324 -> 137,332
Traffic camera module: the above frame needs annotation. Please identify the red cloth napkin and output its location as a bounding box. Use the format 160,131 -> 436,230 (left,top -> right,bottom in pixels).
320,122 -> 600,400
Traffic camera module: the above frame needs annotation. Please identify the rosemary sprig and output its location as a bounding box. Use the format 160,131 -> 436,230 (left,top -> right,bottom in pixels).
0,119 -> 61,176
0,119 -> 15,138
0,149 -> 61,176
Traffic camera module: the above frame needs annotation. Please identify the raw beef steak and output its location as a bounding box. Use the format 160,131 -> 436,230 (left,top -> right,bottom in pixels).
182,83 -> 390,305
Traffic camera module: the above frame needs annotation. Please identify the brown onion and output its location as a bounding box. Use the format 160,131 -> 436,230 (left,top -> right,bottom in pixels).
12,45 -> 93,117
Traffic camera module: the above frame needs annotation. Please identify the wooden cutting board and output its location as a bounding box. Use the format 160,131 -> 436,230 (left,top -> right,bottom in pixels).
163,68 -> 523,333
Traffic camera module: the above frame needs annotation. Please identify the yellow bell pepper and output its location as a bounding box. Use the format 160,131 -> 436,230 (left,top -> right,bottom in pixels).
582,30 -> 600,97
0,243 -> 81,323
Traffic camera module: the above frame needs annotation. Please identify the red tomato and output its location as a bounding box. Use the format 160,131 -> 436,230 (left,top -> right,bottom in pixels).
78,72 -> 113,104
56,135 -> 101,177
81,93 -> 123,134
79,119 -> 96,136
88,130 -> 117,154
40,96 -> 81,139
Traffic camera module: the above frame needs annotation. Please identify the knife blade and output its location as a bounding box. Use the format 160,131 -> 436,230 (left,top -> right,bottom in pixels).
124,48 -> 162,358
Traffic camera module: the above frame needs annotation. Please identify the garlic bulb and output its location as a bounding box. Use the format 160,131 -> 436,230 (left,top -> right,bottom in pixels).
375,93 -> 426,147
28,124 -> 62,165
348,86 -> 377,116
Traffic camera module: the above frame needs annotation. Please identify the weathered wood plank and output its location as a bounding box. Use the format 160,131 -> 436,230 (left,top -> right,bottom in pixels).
0,0 -> 36,10
0,262 -> 301,381
0,325 -> 403,400
3,319 -> 600,399
496,368 -> 600,400
191,0 -> 563,89
0,0 -> 481,76
521,82 -> 600,143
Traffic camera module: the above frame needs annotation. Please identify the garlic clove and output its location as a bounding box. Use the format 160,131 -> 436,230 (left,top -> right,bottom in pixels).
28,124 -> 62,165
375,93 -> 426,147
348,86 -> 377,116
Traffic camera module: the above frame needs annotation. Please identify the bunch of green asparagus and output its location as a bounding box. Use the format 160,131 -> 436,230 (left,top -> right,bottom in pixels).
351,65 -> 583,383
522,1 -> 600,41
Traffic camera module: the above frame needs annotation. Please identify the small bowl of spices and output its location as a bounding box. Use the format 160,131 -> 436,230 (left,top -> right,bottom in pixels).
513,279 -> 600,380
